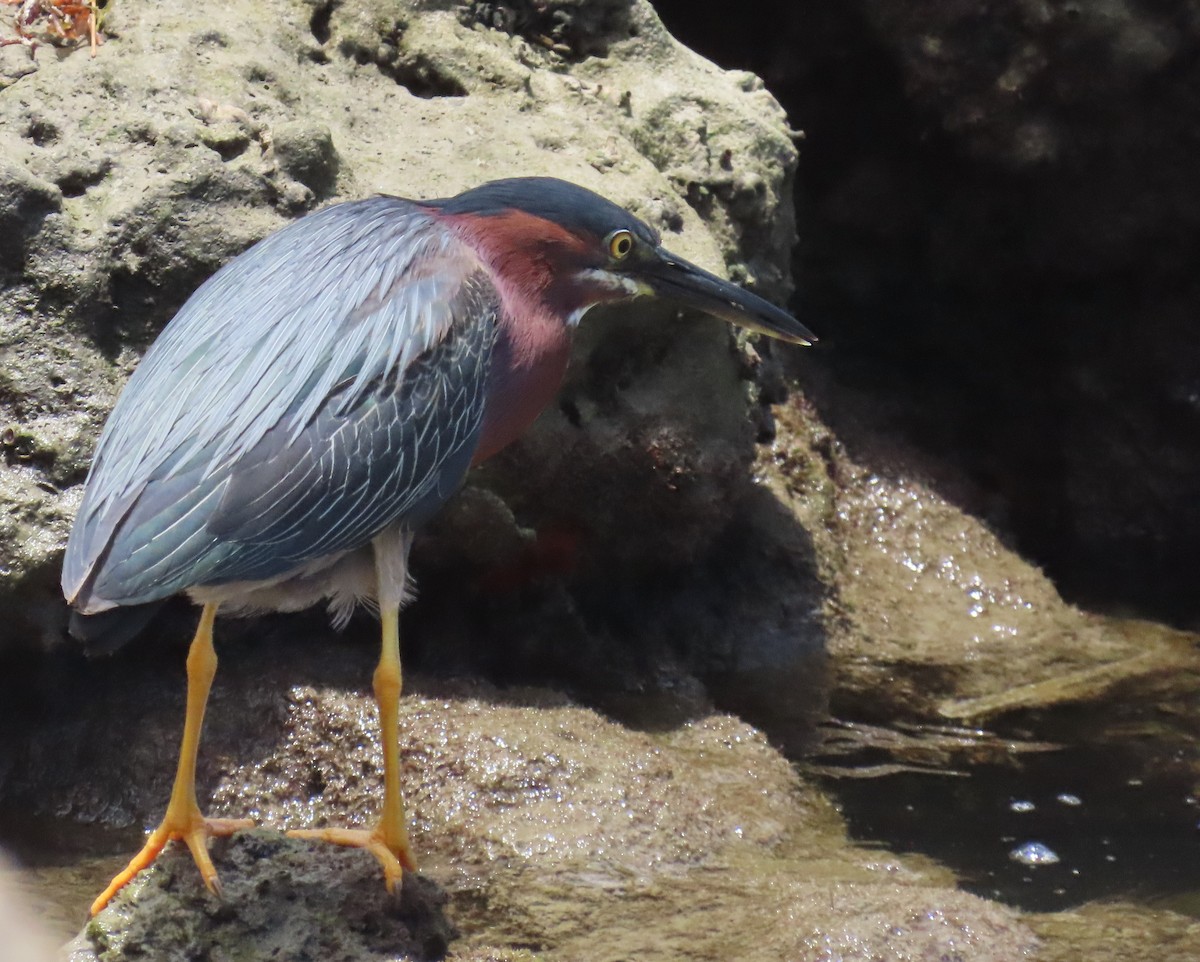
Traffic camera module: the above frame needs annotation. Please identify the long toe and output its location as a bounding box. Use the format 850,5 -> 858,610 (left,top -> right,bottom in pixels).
91,814 -> 256,915
181,817 -> 254,896
90,826 -> 171,916
288,826 -> 416,892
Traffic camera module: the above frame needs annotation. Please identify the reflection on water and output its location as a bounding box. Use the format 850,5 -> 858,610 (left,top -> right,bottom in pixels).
815,730 -> 1200,914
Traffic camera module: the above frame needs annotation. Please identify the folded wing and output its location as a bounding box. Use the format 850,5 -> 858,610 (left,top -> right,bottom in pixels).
64,197 -> 498,612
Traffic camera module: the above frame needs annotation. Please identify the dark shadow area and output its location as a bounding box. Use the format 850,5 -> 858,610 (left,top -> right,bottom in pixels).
409,483 -> 828,755
654,1 -> 1200,628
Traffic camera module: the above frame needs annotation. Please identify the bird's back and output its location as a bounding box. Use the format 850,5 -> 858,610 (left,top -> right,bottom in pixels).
65,196 -> 499,615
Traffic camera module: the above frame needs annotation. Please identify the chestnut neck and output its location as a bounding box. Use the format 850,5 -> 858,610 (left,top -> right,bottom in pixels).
442,210 -> 583,463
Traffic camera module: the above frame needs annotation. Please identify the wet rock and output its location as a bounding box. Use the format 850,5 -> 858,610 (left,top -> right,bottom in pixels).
213,688 -> 807,871
34,642 -> 1036,961
830,1 -> 1200,620
66,834 -> 455,962
1030,902 -> 1200,962
0,567 -> 1173,962
654,0 -> 1200,621
758,387 -> 1200,723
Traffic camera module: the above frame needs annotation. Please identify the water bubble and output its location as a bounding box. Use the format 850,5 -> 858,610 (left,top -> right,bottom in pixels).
1009,841 -> 1060,866
1056,793 -> 1082,806
1010,800 -> 1036,813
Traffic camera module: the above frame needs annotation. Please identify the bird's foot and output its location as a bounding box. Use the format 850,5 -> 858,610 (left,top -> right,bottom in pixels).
288,821 -> 418,892
91,808 -> 254,915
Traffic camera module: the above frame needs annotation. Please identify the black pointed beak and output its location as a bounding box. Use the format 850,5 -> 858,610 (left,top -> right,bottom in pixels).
640,248 -> 817,346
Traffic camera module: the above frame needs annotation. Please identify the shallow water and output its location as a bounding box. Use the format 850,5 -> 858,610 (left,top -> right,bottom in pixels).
817,721 -> 1200,915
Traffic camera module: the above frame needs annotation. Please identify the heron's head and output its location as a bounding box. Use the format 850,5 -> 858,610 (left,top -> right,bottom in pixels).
432,177 -> 816,345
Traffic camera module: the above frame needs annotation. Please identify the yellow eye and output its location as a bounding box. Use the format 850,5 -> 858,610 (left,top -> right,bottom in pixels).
607,229 -> 634,260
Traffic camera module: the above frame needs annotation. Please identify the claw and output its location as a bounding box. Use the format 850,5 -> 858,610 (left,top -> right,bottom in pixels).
288,824 -> 416,891
91,813 -> 253,915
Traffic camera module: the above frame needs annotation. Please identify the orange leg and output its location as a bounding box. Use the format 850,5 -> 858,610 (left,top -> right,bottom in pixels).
288,602 -> 417,889
90,603 -> 253,915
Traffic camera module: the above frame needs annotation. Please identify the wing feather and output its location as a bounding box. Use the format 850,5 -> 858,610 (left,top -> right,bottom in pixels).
64,197 -> 498,610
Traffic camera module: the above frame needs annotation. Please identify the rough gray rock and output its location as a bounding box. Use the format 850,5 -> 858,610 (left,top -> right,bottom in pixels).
65,833 -> 455,962
0,159 -> 61,273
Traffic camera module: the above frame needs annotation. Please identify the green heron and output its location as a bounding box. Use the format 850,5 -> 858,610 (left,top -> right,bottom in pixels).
63,176 -> 815,914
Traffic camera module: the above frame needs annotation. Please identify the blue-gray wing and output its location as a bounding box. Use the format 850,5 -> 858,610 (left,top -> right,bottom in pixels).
63,196 -> 498,612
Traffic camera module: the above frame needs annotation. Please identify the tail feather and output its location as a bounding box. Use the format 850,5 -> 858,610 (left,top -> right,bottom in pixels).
68,601 -> 166,657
